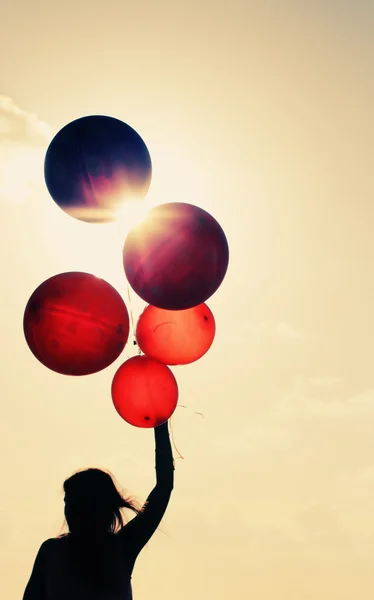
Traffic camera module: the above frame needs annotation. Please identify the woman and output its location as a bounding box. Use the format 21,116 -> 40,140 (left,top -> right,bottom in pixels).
22,421 -> 174,599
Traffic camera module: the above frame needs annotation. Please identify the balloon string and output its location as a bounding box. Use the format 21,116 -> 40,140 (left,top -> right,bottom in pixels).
169,407 -> 206,464
169,416 -> 184,461
126,281 -> 137,345
178,404 -> 205,419
116,221 -> 138,349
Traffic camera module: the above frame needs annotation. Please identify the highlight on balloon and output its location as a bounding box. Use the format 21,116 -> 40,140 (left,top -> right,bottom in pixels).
23,271 -> 130,376
115,196 -> 159,239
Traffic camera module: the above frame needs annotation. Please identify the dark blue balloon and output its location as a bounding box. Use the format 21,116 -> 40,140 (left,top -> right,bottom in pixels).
44,115 -> 152,223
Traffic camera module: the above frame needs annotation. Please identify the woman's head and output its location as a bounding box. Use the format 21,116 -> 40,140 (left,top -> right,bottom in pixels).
63,468 -> 139,536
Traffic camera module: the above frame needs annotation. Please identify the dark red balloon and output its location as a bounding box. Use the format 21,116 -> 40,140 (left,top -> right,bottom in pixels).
136,303 -> 216,365
44,115 -> 152,223
111,355 -> 178,428
23,272 -> 129,376
123,202 -> 229,310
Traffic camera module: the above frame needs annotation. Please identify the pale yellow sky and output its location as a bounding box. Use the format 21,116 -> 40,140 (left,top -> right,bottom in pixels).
1,1 -> 374,599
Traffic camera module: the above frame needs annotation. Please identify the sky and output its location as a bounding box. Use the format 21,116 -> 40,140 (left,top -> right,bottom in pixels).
1,0 -> 374,598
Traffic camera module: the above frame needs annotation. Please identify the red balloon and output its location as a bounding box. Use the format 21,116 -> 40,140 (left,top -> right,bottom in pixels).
23,272 -> 129,376
136,303 -> 216,365
111,355 -> 178,428
123,202 -> 229,310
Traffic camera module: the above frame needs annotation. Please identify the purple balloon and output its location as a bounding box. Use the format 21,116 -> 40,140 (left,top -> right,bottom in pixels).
123,202 -> 229,310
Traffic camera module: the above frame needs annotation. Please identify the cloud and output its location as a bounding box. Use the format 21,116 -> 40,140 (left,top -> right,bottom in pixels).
297,503 -> 341,536
339,465 -> 374,497
245,321 -> 268,334
0,95 -> 51,146
245,321 -> 312,339
219,423 -> 291,455
0,95 -> 52,204
278,380 -> 374,420
276,322 -> 311,339
308,376 -> 343,386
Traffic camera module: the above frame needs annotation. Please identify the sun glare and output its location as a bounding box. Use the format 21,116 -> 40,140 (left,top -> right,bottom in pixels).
115,196 -> 158,239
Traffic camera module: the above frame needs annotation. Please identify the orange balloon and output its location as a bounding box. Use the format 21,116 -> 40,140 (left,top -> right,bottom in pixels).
136,304 -> 215,365
111,355 -> 178,428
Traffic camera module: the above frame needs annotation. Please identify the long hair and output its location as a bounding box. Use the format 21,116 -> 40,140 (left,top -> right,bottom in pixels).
61,468 -> 141,591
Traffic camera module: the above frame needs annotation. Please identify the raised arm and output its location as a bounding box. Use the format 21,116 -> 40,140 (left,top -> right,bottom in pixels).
154,420 -> 174,490
119,420 -> 174,559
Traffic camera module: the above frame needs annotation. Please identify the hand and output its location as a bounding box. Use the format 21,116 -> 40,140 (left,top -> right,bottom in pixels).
154,420 -> 169,430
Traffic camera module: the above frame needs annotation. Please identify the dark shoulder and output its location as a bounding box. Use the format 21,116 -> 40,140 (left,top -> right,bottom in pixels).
38,536 -> 68,556
39,538 -> 58,550
43,536 -> 68,546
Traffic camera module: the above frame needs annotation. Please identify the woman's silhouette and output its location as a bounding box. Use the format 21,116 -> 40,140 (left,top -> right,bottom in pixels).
22,421 -> 174,599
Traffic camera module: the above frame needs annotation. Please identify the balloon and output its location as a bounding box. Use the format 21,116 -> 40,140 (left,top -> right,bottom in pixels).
111,355 -> 178,428
44,115 -> 152,223
23,272 -> 129,376
123,202 -> 229,310
136,303 -> 215,365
